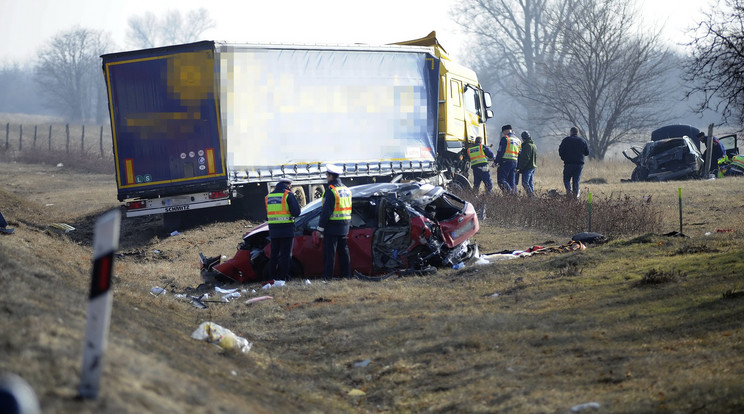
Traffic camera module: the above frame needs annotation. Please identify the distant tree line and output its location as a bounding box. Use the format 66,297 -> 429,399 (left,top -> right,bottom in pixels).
0,8 -> 214,124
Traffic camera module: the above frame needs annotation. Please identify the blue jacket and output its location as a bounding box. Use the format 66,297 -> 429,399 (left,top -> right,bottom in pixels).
559,134 -> 590,165
318,178 -> 351,236
267,182 -> 301,238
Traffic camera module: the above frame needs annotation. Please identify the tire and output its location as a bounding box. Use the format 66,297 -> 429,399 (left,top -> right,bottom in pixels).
630,167 -> 648,182
311,185 -> 325,201
293,186 -> 307,207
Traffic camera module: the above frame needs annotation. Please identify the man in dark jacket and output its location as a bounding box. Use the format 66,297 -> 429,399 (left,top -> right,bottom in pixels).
265,177 -> 302,280
558,127 -> 590,198
317,164 -> 352,280
517,131 -> 537,197
697,131 -> 726,175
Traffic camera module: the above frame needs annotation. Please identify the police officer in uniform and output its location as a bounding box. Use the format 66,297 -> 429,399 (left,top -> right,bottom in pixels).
494,124 -> 522,194
265,177 -> 301,281
468,136 -> 495,194
317,164 -> 352,280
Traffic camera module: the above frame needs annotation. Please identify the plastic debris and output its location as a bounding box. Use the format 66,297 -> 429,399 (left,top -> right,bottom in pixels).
191,322 -> 252,353
474,257 -> 490,266
56,163 -> 64,167
452,262 -> 465,270
261,280 -> 286,290
170,230 -> 181,236
150,286 -> 166,296
348,389 -> 366,396
215,287 -> 238,294
50,223 -> 75,233
353,359 -> 371,368
305,279 -> 311,285
571,402 -> 601,412
221,292 -> 241,302
245,295 -> 273,305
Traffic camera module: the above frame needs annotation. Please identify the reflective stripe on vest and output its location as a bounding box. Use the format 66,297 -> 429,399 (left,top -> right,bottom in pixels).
265,190 -> 294,224
732,155 -> 744,169
468,145 -> 488,166
323,184 -> 352,221
503,135 -> 521,161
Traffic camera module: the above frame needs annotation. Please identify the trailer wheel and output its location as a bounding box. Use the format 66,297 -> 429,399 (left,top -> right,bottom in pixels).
311,185 -> 325,201
293,186 -> 307,207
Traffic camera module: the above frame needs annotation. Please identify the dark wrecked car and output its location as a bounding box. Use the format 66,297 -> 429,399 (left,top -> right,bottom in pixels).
623,132 -> 703,182
200,182 -> 480,283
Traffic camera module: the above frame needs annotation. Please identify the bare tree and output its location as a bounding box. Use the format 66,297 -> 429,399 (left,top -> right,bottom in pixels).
536,0 -> 672,159
455,0 -> 672,159
685,0 -> 744,126
34,27 -> 112,122
126,8 -> 216,49
452,0 -> 577,132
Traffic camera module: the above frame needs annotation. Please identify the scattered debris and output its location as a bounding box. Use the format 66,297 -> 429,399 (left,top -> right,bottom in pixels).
191,322 -> 252,353
245,296 -> 273,305
50,223 -> 75,233
170,230 -> 181,237
571,402 -> 601,412
347,389 -> 366,396
150,286 -> 166,296
353,359 -> 371,368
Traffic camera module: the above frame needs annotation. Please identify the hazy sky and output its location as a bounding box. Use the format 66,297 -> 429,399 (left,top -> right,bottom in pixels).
0,0 -> 715,64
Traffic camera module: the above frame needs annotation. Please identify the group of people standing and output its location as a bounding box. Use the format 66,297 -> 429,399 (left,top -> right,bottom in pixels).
264,164 -> 351,282
468,125 -> 589,198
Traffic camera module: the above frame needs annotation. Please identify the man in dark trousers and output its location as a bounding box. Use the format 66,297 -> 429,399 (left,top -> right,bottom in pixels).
265,177 -> 301,281
494,124 -> 521,194
517,131 -> 537,197
317,164 -> 352,280
468,136 -> 495,194
697,131 -> 726,175
558,126 -> 590,198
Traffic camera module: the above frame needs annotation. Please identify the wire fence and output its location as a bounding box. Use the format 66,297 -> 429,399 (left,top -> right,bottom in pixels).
3,122 -> 114,159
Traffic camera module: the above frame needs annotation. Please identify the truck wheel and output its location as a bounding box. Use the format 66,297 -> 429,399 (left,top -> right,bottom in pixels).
293,186 -> 307,207
447,173 -> 472,193
311,185 -> 325,201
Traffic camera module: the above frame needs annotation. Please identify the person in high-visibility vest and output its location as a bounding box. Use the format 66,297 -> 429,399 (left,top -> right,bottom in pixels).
559,126 -> 589,198
265,177 -> 301,281
726,154 -> 744,176
494,124 -> 522,194
468,136 -> 495,194
317,164 -> 352,280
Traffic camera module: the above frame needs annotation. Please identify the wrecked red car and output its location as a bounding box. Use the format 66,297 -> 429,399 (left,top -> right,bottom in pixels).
200,182 -> 480,282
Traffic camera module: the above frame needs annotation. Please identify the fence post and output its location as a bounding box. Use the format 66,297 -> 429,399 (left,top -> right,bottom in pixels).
5,122 -> 8,150
81,125 -> 85,154
66,124 -> 70,153
99,125 -> 104,158
48,125 -> 52,151
19,124 -> 23,151
34,125 -> 38,149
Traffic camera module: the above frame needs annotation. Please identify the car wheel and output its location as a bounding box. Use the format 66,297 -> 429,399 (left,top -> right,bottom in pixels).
631,167 -> 648,181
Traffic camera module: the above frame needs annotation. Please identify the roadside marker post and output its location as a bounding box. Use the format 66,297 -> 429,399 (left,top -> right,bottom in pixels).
78,209 -> 121,400
678,188 -> 683,234
587,192 -> 593,232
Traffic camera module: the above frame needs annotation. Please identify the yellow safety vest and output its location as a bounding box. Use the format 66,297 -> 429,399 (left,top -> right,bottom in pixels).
502,135 -> 521,161
468,145 -> 488,166
731,155 -> 744,170
323,184 -> 352,221
265,190 -> 294,224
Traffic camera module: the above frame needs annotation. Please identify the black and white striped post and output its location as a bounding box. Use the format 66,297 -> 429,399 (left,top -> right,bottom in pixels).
78,209 -> 121,399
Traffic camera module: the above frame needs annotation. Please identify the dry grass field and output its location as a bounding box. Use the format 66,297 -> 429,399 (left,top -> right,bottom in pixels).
1,140 -> 743,413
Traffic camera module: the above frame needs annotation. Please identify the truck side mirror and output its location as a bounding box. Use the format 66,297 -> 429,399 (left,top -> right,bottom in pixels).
486,109 -> 494,119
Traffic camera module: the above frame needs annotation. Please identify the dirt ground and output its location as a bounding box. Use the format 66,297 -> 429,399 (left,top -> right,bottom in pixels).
1,161 -> 743,413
